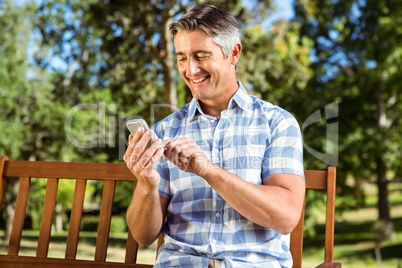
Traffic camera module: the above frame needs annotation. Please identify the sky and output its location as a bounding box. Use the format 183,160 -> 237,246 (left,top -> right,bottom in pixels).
264,0 -> 295,28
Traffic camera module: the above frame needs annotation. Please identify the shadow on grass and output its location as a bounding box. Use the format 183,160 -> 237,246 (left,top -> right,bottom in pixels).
303,217 -> 402,260
338,244 -> 402,261
23,234 -> 129,248
0,231 -> 130,251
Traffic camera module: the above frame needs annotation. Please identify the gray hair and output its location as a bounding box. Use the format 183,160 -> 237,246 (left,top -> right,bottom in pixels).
169,4 -> 241,59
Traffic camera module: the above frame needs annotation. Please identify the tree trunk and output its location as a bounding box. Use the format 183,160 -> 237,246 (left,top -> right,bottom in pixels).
3,179 -> 19,241
376,158 -> 391,222
375,82 -> 392,223
161,8 -> 177,108
374,245 -> 382,264
55,202 -> 63,231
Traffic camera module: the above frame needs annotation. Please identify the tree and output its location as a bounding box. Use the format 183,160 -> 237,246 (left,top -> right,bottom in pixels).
0,0 -> 110,237
0,0 -> 36,161
31,0 -> 283,230
237,19 -> 312,105
0,0 -> 49,239
34,0 -> 305,164
28,0 -> 313,236
294,0 -> 402,226
35,0 -> 278,120
2,0 -> 313,235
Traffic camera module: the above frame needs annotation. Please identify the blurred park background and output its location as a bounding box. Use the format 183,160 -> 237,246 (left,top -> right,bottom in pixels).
0,0 -> 401,267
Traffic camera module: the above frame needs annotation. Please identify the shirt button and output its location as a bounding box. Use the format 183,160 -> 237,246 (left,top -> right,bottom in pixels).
210,119 -> 215,123
215,212 -> 220,217
212,239 -> 217,244
214,149 -> 219,153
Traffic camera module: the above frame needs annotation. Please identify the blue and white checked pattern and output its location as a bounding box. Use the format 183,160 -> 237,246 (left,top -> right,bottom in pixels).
152,82 -> 304,268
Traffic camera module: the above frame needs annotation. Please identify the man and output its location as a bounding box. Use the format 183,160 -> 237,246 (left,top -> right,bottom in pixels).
124,4 -> 305,268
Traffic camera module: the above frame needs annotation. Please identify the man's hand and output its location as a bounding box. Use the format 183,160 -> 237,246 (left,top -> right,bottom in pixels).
124,128 -> 168,248
123,127 -> 165,191
162,137 -> 210,176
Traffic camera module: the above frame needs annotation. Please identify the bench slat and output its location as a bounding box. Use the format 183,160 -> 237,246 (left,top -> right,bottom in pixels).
0,156 -> 9,215
0,255 -> 153,268
304,170 -> 327,190
125,229 -> 139,264
8,177 -> 31,256
324,167 -> 337,262
37,178 -> 59,257
2,161 -> 135,181
95,180 -> 116,261
290,198 -> 306,268
125,183 -> 139,264
65,179 -> 87,260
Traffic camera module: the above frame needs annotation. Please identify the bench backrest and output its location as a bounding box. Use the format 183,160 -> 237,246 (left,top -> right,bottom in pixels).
0,156 -> 338,267
290,167 -> 338,268
0,156 -> 150,267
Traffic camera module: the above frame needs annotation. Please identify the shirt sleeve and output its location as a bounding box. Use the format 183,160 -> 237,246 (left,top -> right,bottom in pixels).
261,110 -> 305,179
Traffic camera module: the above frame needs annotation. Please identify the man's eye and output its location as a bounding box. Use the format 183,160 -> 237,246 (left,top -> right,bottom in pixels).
178,58 -> 186,62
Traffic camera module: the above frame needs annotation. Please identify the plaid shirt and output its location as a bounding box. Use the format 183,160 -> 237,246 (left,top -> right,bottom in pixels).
152,82 -> 304,268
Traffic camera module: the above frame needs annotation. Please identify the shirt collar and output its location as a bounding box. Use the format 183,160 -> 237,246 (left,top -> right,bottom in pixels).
187,98 -> 202,121
188,81 -> 251,121
228,81 -> 250,112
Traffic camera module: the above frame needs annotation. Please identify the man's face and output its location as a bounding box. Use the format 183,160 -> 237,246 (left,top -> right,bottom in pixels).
174,29 -> 237,103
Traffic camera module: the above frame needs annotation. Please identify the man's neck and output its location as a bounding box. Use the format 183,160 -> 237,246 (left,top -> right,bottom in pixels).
198,93 -> 236,118
198,81 -> 239,118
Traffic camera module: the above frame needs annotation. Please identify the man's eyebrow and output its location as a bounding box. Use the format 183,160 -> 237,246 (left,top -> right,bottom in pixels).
193,50 -> 212,55
175,50 -> 212,56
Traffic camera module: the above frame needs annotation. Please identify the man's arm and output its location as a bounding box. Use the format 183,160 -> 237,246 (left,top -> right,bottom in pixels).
163,137 -> 305,235
126,190 -> 168,247
124,128 -> 168,247
203,166 -> 305,235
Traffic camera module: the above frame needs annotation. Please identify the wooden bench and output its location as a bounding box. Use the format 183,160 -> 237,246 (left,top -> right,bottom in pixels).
0,156 -> 341,267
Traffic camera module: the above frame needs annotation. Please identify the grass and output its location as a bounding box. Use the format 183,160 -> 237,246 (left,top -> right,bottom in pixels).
302,181 -> 402,268
1,181 -> 401,267
0,229 -> 158,265
302,217 -> 402,268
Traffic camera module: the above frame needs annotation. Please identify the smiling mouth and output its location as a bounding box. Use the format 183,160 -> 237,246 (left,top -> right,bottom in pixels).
191,76 -> 209,84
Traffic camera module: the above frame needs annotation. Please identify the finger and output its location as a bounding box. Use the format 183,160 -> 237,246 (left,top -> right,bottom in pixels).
126,127 -> 144,156
124,127 -> 145,163
141,138 -> 163,160
132,126 -> 145,144
162,139 -> 179,158
124,134 -> 136,163
173,145 -> 188,166
175,138 -> 198,163
160,139 -> 172,147
161,139 -> 178,149
128,134 -> 135,148
177,140 -> 192,151
143,146 -> 165,174
137,137 -> 163,168
127,128 -> 152,167
134,129 -> 154,154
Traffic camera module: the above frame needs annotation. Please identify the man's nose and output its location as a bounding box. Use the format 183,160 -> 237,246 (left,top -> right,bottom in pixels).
186,58 -> 200,77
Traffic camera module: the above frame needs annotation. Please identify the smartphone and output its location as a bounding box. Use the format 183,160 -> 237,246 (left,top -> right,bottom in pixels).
126,119 -> 164,160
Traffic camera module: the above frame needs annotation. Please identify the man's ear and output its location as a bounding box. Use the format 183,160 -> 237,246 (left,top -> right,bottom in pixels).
230,43 -> 242,65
